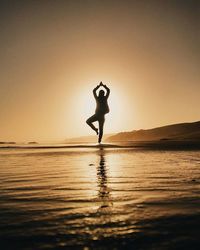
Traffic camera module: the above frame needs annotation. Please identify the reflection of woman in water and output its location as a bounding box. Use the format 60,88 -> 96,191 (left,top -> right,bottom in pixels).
97,149 -> 112,211
86,82 -> 110,143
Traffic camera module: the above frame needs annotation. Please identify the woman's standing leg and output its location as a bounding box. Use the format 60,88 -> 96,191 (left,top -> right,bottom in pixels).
98,116 -> 105,143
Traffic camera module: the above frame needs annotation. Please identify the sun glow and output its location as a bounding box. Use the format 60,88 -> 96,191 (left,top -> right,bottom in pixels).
72,83 -> 130,136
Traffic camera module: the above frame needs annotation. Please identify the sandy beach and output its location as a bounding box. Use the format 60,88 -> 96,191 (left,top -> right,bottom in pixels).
0,145 -> 200,249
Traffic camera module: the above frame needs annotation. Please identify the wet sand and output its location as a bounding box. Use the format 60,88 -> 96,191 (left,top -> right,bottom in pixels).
0,146 -> 200,249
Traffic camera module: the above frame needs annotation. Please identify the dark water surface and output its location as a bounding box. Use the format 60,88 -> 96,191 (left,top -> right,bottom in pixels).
0,147 -> 200,249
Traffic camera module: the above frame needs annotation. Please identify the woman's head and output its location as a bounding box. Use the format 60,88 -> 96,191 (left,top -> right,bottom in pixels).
99,90 -> 105,97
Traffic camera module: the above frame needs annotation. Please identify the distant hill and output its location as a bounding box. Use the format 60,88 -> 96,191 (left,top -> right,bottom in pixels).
106,121 -> 200,142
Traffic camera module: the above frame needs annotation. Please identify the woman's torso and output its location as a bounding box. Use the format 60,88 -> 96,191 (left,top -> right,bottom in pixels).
95,96 -> 109,115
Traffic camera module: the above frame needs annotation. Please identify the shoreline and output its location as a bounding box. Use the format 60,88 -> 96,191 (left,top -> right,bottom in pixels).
1,140 -> 200,150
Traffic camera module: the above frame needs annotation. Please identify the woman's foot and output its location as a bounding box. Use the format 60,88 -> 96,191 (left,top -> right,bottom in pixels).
95,128 -> 98,135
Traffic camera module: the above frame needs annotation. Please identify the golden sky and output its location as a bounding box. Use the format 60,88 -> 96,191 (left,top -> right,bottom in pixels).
0,0 -> 199,142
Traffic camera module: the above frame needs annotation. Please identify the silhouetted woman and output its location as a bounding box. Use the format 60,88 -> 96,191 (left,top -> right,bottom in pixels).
86,82 -> 110,143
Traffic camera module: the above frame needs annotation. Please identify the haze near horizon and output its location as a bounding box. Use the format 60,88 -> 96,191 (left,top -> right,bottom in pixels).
0,0 -> 199,142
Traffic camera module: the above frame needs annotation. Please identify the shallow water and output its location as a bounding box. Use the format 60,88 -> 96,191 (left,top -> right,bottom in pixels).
0,147 -> 200,249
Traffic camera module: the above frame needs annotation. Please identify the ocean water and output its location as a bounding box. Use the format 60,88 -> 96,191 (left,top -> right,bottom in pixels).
0,146 -> 200,249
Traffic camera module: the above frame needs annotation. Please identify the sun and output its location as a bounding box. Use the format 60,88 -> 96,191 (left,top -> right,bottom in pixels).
71,84 -> 128,135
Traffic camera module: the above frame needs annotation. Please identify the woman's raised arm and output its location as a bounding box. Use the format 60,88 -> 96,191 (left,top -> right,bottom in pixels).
93,84 -> 100,99
103,84 -> 110,98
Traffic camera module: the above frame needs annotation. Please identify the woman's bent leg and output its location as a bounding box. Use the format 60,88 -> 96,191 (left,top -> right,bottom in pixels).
86,115 -> 98,134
